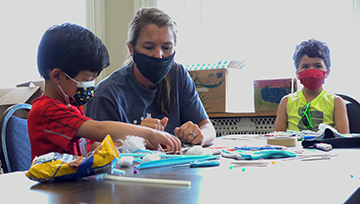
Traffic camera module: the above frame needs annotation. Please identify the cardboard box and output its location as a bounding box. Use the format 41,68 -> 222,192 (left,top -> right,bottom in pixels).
187,60 -> 254,113
254,78 -> 297,112
17,80 -> 44,93
0,87 -> 42,118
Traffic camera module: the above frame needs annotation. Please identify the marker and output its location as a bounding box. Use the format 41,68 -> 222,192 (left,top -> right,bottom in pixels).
313,143 -> 332,151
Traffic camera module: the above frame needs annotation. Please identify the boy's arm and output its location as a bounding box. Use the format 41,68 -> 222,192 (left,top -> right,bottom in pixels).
77,120 -> 181,152
334,97 -> 350,134
274,96 -> 289,132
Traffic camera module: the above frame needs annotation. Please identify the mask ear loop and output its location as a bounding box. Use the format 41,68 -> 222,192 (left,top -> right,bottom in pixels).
63,72 -> 79,84
57,84 -> 71,105
63,72 -> 95,88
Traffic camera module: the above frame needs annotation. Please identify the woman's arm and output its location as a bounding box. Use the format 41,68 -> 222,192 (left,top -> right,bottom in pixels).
197,119 -> 216,146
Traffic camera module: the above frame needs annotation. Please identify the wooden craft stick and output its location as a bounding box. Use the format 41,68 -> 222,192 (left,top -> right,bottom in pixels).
103,174 -> 191,186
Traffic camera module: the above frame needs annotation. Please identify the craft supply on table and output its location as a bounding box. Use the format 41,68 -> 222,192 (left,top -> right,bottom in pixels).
267,136 -> 297,147
221,149 -> 296,160
113,169 -> 126,175
235,146 -> 287,151
302,136 -> 316,140
142,154 -> 161,162
220,135 -> 251,140
230,161 -> 268,167
261,131 -> 296,138
116,156 -> 134,167
186,146 -> 205,155
210,146 -> 229,149
119,153 -> 212,158
173,160 -> 220,168
302,153 -> 338,161
99,174 -> 191,186
117,135 -> 147,153
282,153 -> 338,161
231,161 -> 269,165
185,145 -> 221,155
313,143 -> 332,151
301,157 -> 331,161
135,155 -> 220,169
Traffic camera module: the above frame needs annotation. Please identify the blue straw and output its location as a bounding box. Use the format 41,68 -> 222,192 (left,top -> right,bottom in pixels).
135,155 -> 220,169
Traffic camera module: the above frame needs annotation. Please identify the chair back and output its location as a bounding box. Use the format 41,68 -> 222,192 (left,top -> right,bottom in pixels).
0,104 -> 32,174
336,94 -> 360,134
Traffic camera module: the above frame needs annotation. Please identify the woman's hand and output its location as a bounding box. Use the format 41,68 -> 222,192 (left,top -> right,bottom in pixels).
141,117 -> 168,131
174,121 -> 203,145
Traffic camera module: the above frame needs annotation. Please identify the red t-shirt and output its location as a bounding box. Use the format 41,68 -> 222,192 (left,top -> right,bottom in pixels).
28,95 -> 94,160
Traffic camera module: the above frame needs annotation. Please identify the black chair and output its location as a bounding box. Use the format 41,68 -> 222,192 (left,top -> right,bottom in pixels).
336,94 -> 360,133
0,103 -> 32,174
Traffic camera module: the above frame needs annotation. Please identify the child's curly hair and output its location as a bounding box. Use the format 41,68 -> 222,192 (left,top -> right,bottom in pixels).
293,38 -> 331,70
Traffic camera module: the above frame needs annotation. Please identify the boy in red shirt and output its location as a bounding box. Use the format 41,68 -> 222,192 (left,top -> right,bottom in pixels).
28,23 -> 180,160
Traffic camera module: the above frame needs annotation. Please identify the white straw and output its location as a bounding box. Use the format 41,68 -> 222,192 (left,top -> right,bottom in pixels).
103,174 -> 191,186
231,161 -> 269,165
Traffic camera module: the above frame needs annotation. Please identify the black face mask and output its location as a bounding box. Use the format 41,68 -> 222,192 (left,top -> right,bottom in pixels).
133,49 -> 175,84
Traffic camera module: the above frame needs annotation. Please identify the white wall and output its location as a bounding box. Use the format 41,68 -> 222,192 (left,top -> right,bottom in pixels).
2,0 -> 360,103
0,1 -> 87,88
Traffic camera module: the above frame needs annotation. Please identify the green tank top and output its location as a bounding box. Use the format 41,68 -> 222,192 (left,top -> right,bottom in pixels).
287,90 -> 335,132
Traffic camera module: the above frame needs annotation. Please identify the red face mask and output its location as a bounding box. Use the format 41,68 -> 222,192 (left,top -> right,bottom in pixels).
297,69 -> 326,91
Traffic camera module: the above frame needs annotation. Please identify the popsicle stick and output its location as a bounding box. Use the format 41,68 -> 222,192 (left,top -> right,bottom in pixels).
103,174 -> 191,186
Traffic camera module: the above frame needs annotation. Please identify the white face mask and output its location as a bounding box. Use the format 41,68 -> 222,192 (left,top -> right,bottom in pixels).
58,72 -> 96,106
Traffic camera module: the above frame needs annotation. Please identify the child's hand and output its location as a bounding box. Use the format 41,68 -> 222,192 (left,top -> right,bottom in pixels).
174,121 -> 204,145
141,117 -> 168,131
148,129 -> 181,153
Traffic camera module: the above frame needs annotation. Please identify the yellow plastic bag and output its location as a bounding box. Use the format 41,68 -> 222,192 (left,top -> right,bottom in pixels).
26,135 -> 119,182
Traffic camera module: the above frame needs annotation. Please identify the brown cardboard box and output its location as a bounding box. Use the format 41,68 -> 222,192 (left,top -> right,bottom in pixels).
187,60 -> 253,113
0,87 -> 42,118
17,80 -> 44,93
254,78 -> 297,112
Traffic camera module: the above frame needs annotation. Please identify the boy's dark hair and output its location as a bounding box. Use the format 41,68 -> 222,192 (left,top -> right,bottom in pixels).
37,23 -> 109,79
293,38 -> 331,70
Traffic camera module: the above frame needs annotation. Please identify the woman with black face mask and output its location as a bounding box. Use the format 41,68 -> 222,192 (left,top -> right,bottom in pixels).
86,7 -> 216,149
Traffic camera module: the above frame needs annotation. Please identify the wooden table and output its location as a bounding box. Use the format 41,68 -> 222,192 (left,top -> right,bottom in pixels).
1,136 -> 360,204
